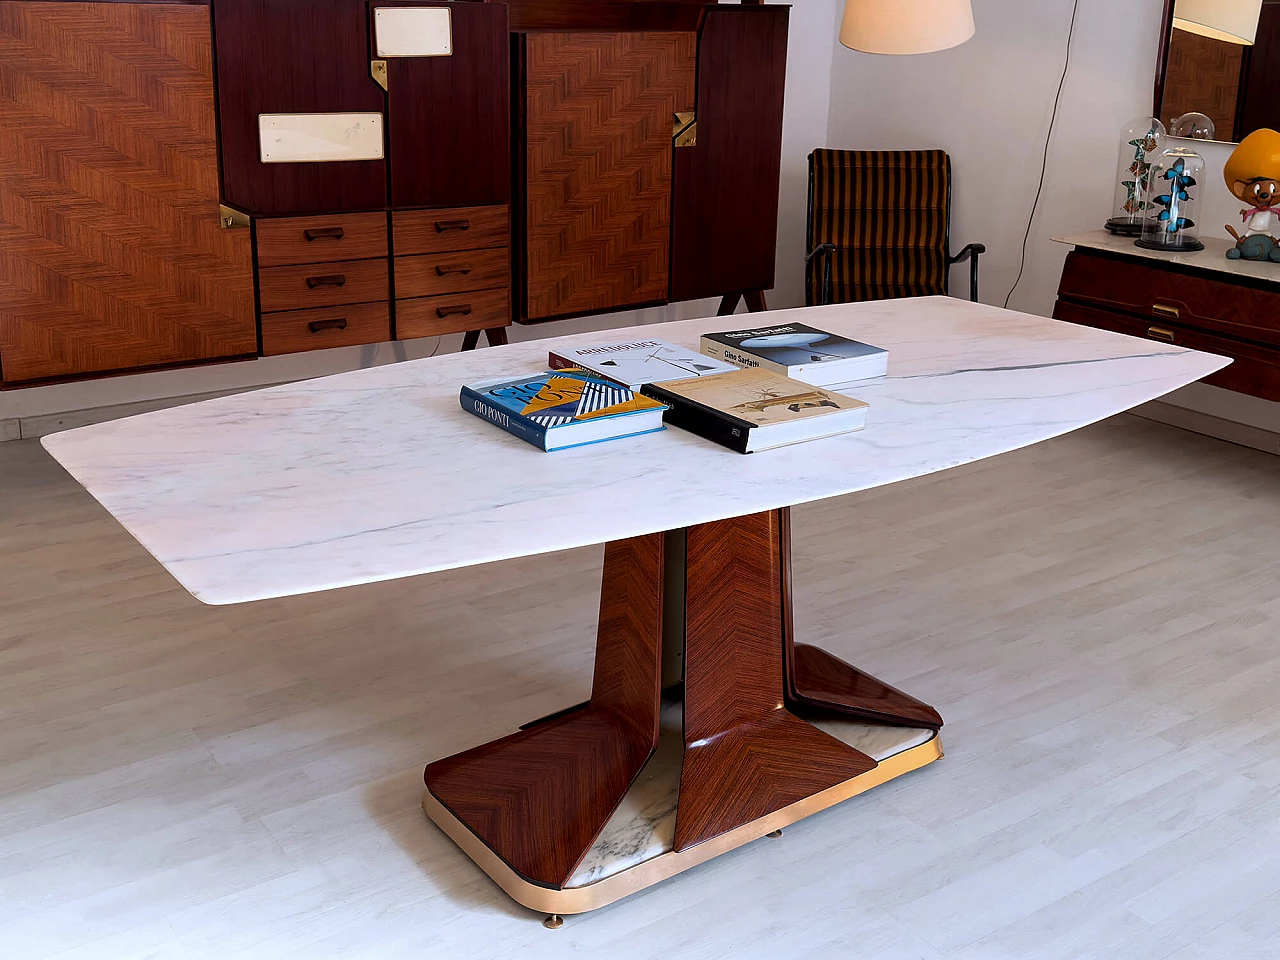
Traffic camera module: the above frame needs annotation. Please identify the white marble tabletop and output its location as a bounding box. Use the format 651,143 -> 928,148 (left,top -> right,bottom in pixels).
1054,229 -> 1280,285
41,297 -> 1229,605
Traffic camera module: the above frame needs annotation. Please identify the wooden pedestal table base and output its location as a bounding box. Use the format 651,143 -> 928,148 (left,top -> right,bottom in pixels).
422,509 -> 944,916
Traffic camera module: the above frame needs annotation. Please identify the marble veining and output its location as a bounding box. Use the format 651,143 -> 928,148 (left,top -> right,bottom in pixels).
40,297 -> 1229,605
567,703 -> 935,888
1054,230 -> 1280,284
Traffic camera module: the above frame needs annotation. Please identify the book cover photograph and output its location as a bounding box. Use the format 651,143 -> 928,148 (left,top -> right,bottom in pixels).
651,368 -> 866,427
548,338 -> 738,389
700,323 -> 888,386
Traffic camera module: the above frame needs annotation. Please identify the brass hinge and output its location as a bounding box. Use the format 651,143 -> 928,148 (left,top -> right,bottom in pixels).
370,59 -> 389,91
673,111 -> 696,148
218,204 -> 250,229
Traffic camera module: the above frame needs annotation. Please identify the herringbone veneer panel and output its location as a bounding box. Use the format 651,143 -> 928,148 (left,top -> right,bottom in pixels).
674,510 -> 877,852
524,31 -> 695,320
0,2 -> 256,384
424,534 -> 664,888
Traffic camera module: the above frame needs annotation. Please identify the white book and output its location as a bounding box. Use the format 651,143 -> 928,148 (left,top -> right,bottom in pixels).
700,322 -> 888,387
547,338 -> 740,390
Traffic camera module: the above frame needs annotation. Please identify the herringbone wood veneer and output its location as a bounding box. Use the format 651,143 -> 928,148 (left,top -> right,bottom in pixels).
524,31 -> 695,320
424,534 -> 664,888
674,510 -> 877,853
0,1 -> 256,384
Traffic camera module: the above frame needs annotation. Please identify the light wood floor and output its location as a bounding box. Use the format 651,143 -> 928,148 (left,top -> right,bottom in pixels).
3,415 -> 1280,959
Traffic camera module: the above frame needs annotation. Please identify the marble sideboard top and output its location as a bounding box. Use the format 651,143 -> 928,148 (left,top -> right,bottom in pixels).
41,296 -> 1228,605
1054,230 -> 1280,285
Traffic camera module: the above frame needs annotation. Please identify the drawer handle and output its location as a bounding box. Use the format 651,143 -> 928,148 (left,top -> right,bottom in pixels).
434,219 -> 471,233
1151,303 -> 1180,318
304,227 -> 345,242
435,263 -> 473,276
436,303 -> 473,318
308,317 -> 348,333
305,274 -> 347,289
1147,326 -> 1176,343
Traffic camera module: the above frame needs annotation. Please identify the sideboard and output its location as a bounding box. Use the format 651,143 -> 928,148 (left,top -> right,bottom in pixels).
1053,231 -> 1280,401
0,0 -> 788,388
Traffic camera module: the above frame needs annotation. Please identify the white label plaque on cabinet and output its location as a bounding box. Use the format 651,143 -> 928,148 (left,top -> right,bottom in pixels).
258,113 -> 385,164
373,7 -> 452,57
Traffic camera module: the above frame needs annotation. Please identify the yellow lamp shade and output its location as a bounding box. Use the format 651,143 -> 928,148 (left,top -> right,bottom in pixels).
840,0 -> 975,55
1173,0 -> 1262,45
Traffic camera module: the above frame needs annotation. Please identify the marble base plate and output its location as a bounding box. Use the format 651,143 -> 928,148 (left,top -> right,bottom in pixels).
422,705 -> 941,916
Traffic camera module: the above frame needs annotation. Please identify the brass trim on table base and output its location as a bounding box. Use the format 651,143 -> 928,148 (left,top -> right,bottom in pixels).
423,734 -> 943,916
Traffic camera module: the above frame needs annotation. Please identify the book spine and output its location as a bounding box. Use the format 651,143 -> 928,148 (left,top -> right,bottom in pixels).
546,351 -> 576,371
641,383 -> 752,454
546,351 -> 632,389
699,338 -> 790,377
459,387 -> 548,450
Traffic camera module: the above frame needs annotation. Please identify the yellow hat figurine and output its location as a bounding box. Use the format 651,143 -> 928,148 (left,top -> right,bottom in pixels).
1224,128 -> 1280,261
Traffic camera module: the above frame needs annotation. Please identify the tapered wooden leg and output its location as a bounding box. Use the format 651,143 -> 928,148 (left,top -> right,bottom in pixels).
460,329 -> 481,351
673,511 -> 877,852
716,292 -> 742,315
424,534 -> 664,888
742,289 -> 768,312
777,509 -> 943,729
484,327 -> 509,346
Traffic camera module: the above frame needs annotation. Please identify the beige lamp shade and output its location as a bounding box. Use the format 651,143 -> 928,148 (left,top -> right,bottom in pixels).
1173,0 -> 1262,44
840,0 -> 975,55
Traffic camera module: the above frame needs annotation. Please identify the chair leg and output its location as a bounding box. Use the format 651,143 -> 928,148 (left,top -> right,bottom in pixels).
461,330 -> 481,351
743,291 -> 768,313
970,257 -> 979,303
717,292 -> 742,316
484,327 -> 509,347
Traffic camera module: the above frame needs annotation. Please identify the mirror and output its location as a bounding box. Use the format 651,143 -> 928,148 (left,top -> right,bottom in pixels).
1154,0 -> 1280,144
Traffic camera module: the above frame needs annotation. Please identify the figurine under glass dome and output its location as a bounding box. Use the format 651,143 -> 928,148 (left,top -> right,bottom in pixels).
1105,117 -> 1165,236
1137,146 -> 1205,253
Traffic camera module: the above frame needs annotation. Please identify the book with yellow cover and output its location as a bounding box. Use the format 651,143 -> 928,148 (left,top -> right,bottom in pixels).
640,368 -> 868,453
461,368 -> 667,451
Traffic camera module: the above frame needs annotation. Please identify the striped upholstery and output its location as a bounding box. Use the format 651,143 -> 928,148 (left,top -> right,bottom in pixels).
807,149 -> 951,304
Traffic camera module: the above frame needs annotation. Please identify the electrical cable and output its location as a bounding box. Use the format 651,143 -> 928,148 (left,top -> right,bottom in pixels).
1003,0 -> 1081,310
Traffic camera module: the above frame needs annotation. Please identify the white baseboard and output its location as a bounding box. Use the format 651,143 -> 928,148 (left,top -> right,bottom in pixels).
1131,400 -> 1280,457
6,384 -> 281,441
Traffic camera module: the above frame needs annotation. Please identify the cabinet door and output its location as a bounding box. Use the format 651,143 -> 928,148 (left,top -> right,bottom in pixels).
523,31 -> 695,321
377,1 -> 510,208
213,0 -> 387,215
0,1 -> 257,386
670,6 -> 789,302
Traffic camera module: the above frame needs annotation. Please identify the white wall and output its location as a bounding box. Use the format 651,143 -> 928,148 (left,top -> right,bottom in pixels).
825,0 -> 1280,432
0,0 -> 838,432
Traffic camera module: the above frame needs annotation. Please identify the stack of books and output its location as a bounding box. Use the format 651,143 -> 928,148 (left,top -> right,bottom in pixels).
460,326 -> 887,454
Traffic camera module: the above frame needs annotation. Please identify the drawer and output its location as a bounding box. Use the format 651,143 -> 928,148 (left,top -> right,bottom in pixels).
392,205 -> 509,256
396,287 -> 511,339
256,213 -> 388,267
258,259 -> 389,312
1051,299 -> 1274,399
260,302 -> 391,356
394,247 -> 509,299
1058,248 -> 1280,344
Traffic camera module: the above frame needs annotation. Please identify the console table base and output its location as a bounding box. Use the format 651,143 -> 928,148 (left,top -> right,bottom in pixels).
423,725 -> 941,916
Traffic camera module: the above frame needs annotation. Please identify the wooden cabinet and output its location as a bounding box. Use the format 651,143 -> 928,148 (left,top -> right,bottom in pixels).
381,1 -> 510,209
521,30 -> 696,321
671,5 -> 789,302
212,0 -> 387,216
0,0 -> 792,385
1053,241 -> 1280,401
0,0 -> 257,386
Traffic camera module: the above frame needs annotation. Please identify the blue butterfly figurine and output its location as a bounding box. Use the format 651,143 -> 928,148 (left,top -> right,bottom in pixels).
1154,158 -> 1196,234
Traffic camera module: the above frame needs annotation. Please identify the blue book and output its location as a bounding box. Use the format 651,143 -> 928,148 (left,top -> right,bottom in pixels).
460,369 -> 669,451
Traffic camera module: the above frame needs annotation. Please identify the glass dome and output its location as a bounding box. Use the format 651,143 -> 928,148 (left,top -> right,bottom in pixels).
1106,116 -> 1165,235
1170,111 -> 1217,140
1137,146 -> 1206,252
